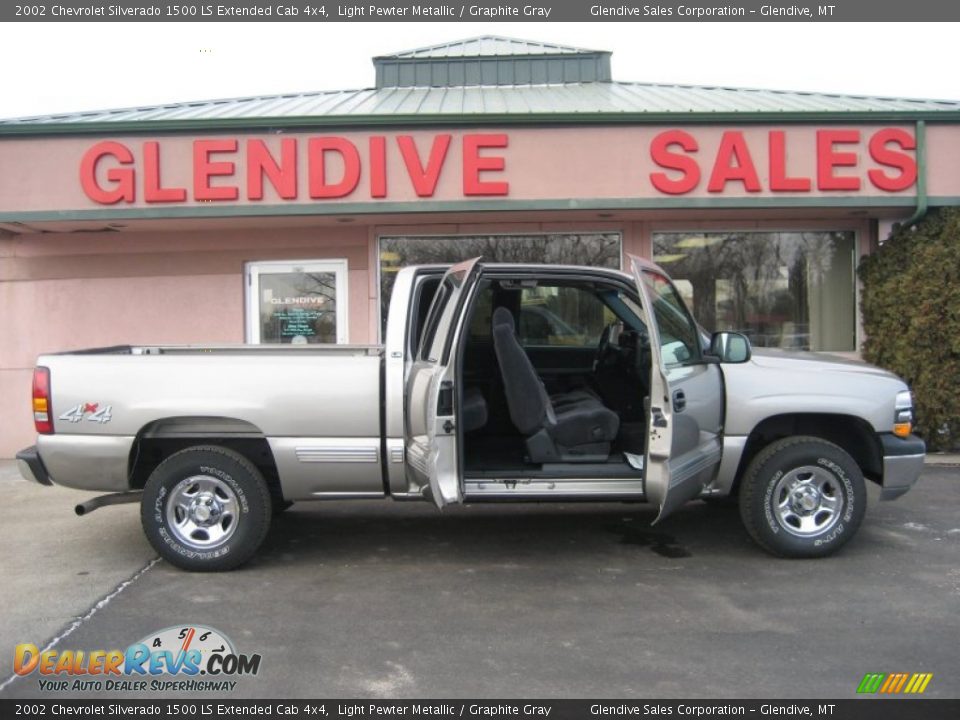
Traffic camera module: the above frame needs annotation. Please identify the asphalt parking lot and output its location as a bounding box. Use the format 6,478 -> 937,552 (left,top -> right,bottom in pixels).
1,459 -> 958,699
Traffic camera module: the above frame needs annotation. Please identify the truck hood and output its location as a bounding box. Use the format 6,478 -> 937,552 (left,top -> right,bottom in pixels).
749,348 -> 903,384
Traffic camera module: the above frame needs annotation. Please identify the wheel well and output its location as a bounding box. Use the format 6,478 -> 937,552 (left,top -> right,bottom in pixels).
733,414 -> 884,491
128,419 -> 283,502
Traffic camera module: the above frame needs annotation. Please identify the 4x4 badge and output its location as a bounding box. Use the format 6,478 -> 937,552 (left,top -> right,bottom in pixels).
59,403 -> 113,424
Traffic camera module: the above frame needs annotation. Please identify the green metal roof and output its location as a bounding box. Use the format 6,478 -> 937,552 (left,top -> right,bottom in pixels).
373,35 -> 612,88
2,34 -> 959,134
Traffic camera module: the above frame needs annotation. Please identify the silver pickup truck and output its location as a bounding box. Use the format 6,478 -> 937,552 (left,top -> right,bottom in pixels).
17,257 -> 926,571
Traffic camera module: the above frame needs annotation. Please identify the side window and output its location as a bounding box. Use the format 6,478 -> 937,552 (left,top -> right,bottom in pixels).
419,263 -> 478,362
466,284 -> 494,342
418,280 -> 452,361
518,286 -> 612,347
642,272 -> 701,366
409,277 -> 440,357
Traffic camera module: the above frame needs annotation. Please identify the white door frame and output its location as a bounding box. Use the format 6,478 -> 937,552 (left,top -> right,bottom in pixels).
245,259 -> 349,344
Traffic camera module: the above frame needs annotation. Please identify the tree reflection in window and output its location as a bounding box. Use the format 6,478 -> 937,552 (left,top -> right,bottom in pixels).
652,232 -> 856,352
379,233 -> 621,335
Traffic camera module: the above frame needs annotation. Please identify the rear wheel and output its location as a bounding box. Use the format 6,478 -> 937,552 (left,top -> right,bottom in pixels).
739,436 -> 866,558
141,445 -> 271,571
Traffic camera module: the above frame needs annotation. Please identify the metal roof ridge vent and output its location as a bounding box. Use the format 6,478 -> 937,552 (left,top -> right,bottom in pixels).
373,35 -> 612,89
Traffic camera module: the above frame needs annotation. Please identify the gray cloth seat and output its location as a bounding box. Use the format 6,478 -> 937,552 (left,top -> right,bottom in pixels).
462,387 -> 488,433
491,307 -> 619,463
551,388 -> 601,406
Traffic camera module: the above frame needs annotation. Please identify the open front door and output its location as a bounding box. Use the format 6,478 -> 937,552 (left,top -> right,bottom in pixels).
629,255 -> 724,522
404,258 -> 482,508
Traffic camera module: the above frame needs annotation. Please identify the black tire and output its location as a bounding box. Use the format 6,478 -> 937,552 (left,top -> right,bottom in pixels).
738,436 -> 866,558
141,445 -> 271,572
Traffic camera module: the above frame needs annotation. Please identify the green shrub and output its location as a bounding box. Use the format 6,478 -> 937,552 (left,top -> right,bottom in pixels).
859,207 -> 960,451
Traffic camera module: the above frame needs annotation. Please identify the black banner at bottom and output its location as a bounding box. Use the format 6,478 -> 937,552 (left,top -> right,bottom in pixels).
1,700 -> 958,720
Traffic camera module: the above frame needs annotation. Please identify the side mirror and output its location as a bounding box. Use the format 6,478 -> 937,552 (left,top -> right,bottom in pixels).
709,331 -> 752,363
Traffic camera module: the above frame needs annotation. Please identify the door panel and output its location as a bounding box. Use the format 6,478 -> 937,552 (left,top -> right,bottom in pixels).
404,258 -> 482,507
629,255 -> 725,522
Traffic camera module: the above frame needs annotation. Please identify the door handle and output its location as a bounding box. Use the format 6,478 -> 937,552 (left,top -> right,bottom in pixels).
672,389 -> 686,412
437,381 -> 454,415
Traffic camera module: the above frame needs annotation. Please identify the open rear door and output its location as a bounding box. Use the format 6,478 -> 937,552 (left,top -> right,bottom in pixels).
629,255 -> 724,522
404,258 -> 482,507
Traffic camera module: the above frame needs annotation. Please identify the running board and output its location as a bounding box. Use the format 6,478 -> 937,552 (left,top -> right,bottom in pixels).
464,479 -> 646,499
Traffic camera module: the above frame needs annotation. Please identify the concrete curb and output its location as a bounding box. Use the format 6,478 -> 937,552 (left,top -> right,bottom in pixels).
924,453 -> 960,466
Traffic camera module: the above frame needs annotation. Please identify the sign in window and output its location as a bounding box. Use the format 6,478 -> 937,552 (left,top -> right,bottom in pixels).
245,260 -> 348,344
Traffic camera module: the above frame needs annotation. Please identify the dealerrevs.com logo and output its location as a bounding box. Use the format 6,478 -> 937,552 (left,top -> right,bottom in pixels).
13,625 -> 261,693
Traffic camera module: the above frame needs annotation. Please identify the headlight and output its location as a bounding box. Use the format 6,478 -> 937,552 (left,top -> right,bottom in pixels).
893,390 -> 913,438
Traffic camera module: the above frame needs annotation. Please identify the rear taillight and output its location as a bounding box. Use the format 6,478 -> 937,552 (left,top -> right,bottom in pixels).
33,367 -> 53,434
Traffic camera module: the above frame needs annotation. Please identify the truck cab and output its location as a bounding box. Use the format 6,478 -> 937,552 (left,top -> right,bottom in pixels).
393,257 -> 724,520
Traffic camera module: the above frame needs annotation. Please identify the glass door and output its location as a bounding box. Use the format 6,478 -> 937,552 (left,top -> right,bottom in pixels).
245,259 -> 348,344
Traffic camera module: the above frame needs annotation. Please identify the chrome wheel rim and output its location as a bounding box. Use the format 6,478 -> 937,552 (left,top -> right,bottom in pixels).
772,465 -> 844,538
165,475 -> 239,550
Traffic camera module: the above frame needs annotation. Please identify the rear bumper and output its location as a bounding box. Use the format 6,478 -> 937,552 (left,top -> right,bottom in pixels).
879,433 -> 926,501
35,434 -> 135,492
16,445 -> 52,486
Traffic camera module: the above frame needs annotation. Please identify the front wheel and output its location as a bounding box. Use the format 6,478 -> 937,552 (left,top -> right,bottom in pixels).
141,446 -> 272,571
738,436 -> 866,558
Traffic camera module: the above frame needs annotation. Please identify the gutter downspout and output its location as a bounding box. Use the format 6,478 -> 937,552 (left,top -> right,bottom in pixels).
902,120 -> 928,228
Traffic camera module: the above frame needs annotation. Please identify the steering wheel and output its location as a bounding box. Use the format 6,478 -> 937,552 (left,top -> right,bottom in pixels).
594,322 -> 620,373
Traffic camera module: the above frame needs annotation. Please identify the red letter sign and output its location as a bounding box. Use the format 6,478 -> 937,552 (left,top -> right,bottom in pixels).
143,142 -> 187,203
79,141 -> 135,204
650,130 -> 700,195
308,137 -> 361,199
463,134 -> 508,196
369,136 -> 387,199
247,139 -> 297,200
868,128 -> 917,192
398,135 -> 451,197
708,131 -> 761,193
768,131 -> 811,192
817,130 -> 861,191
194,140 -> 239,201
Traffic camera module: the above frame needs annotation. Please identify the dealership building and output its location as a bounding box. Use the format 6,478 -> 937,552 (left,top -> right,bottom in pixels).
2,35 -> 960,457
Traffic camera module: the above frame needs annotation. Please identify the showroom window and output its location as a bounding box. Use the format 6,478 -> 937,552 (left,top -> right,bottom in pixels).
651,231 -> 857,352
245,259 -> 348,344
378,232 -> 622,336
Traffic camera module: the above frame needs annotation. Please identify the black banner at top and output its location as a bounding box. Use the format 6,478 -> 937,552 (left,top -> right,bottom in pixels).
0,700 -> 959,720
6,0 -> 960,22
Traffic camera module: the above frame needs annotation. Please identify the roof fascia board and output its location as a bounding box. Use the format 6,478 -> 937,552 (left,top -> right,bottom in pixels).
6,195 -> 960,225
2,111 -> 960,136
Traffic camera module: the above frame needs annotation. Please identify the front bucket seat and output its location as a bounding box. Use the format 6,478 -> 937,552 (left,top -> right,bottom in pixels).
491,307 -> 619,463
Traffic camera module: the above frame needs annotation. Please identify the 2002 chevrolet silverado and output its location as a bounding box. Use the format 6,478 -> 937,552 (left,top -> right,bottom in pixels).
16,257 -> 926,570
